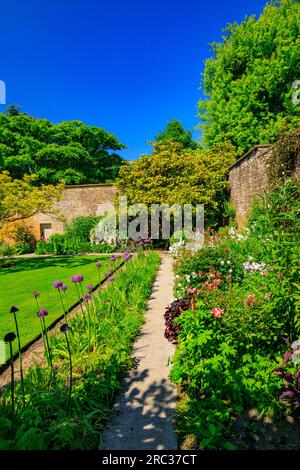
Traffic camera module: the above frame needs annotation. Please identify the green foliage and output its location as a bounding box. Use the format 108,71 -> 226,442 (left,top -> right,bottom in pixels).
155,119 -> 198,149
0,252 -> 160,449
116,140 -> 237,227
0,111 -> 126,184
199,0 -> 300,154
268,127 -> 300,184
0,241 -> 15,258
35,233 -> 112,255
0,171 -> 63,231
64,216 -> 102,243
171,178 -> 300,448
12,224 -> 37,254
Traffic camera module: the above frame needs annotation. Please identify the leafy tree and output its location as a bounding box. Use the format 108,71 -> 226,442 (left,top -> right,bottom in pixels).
0,111 -> 126,184
199,0 -> 300,155
116,140 -> 236,226
155,119 -> 198,149
0,171 -> 63,231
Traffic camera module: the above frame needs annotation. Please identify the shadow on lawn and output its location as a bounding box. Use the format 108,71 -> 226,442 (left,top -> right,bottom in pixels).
0,255 -> 107,275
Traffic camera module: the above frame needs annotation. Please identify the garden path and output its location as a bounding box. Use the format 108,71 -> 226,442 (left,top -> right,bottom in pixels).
101,253 -> 177,450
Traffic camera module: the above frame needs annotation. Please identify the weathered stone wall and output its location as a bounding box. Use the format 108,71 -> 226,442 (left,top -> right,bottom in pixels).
229,145 -> 300,229
26,184 -> 117,240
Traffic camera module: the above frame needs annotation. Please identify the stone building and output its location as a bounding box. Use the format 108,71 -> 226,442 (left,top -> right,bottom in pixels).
26,183 -> 117,240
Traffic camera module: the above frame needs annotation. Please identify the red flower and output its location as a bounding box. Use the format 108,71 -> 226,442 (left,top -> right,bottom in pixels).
245,294 -> 256,306
211,308 -> 223,319
187,286 -> 197,295
277,273 -> 283,279
198,271 -> 203,277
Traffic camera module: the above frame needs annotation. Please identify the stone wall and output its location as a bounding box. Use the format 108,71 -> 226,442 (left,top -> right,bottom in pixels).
26,184 -> 117,240
229,144 -> 300,229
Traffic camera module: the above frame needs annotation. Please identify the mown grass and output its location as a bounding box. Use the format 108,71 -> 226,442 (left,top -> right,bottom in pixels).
0,255 -> 120,355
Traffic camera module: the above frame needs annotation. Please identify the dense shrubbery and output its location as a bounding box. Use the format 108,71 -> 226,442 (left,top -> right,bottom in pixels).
0,252 -> 160,449
12,224 -> 37,254
64,216 -> 102,243
168,178 -> 300,449
35,234 -> 112,255
35,216 -> 112,255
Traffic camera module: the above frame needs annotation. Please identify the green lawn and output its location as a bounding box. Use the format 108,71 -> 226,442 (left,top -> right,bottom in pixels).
0,255 -> 121,356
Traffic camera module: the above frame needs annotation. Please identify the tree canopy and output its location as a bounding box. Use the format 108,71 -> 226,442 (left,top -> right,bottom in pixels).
116,140 -> 236,226
199,0 -> 300,155
0,171 -> 63,231
0,110 -> 126,184
155,119 -> 197,149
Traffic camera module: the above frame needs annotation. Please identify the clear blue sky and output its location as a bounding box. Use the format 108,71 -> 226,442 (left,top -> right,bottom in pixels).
0,0 -> 267,160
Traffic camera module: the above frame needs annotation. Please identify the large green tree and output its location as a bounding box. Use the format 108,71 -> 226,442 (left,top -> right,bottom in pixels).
155,119 -> 197,149
0,110 -> 126,184
116,140 -> 236,226
199,0 -> 300,155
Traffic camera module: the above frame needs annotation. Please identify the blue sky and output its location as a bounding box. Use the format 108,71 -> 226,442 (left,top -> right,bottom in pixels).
0,0 -> 267,160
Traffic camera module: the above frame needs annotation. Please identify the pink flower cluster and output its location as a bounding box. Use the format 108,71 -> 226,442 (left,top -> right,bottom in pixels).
187,286 -> 197,295
202,278 -> 222,290
211,308 -> 223,319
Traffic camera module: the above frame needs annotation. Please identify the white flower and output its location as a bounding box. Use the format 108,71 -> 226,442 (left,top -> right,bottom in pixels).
220,261 -> 225,266
227,260 -> 231,265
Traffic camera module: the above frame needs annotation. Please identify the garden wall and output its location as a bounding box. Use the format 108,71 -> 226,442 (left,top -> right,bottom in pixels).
26,184 -> 117,240
229,144 -> 300,229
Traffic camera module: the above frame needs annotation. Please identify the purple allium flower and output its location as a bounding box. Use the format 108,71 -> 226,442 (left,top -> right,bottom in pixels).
37,308 -> 48,318
96,261 -> 102,268
9,306 -> 19,313
71,274 -> 84,283
87,284 -> 94,292
131,246 -> 136,251
83,293 -> 91,300
61,283 -> 68,292
109,268 -> 114,273
104,272 -> 109,278
53,280 -> 63,289
60,323 -> 70,333
4,332 -> 16,343
108,277 -> 115,283
116,254 -> 121,259
32,291 -> 40,298
110,255 -> 116,262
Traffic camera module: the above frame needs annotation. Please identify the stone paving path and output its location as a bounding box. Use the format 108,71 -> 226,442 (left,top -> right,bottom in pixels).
101,253 -> 177,450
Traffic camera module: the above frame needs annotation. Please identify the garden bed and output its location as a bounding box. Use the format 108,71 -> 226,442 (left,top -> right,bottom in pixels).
0,251 -> 161,449
166,179 -> 300,450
